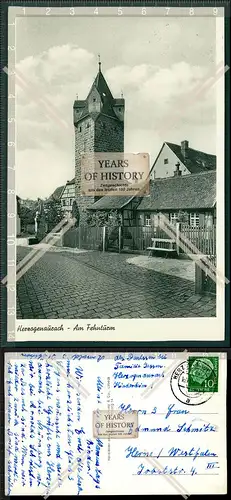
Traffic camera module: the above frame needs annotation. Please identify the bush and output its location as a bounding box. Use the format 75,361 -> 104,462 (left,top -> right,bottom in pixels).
87,210 -> 122,227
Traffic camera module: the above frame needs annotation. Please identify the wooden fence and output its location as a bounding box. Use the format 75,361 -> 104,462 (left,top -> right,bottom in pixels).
122,224 -> 216,254
180,224 -> 216,255
62,223 -> 216,257
63,226 -> 103,250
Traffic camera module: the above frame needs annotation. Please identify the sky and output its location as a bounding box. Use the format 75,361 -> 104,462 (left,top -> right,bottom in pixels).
15,13 -> 219,200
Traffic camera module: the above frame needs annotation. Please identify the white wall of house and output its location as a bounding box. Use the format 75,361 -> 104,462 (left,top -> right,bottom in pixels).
61,182 -> 75,213
138,210 -> 215,228
150,143 -> 190,179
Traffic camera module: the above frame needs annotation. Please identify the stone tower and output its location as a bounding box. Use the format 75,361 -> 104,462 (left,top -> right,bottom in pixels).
73,59 -> 125,224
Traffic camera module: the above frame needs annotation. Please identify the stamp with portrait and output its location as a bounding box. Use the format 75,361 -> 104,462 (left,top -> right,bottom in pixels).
188,356 -> 219,393
170,360 -> 215,405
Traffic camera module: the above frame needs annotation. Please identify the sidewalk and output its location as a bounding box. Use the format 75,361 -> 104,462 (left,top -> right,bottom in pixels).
126,255 -> 195,282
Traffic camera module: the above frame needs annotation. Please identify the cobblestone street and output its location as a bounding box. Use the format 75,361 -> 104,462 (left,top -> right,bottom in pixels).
16,247 -> 216,319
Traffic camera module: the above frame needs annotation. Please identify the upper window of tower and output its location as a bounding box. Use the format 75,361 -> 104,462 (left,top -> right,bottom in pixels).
88,93 -> 101,113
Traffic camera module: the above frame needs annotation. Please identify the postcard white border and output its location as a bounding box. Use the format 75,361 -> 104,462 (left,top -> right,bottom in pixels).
8,11 -> 226,343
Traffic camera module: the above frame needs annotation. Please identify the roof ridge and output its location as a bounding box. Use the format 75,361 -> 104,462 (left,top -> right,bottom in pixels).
165,141 -> 216,158
150,170 -> 216,183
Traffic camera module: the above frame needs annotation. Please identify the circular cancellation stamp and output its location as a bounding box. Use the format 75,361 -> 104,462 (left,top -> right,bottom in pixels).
170,357 -> 219,406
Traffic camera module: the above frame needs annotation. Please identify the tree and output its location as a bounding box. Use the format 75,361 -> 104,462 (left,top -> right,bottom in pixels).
44,198 -> 63,231
20,205 -> 36,232
71,200 -> 80,227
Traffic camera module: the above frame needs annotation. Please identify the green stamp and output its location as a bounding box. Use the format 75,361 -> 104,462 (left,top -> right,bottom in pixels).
188,356 -> 219,393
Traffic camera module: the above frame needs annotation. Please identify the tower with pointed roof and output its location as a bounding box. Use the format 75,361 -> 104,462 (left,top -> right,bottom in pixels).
73,59 -> 125,223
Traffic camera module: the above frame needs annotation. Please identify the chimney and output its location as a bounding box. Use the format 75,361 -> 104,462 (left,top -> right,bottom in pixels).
181,140 -> 189,160
174,161 -> 182,177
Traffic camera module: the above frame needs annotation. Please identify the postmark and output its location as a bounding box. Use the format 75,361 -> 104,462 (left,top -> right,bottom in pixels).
188,356 -> 219,392
170,361 -> 214,405
93,409 -> 138,439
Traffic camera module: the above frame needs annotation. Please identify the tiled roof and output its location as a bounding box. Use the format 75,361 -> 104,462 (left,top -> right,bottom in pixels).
166,142 -> 216,173
88,195 -> 133,211
49,185 -> 65,201
137,171 -> 216,211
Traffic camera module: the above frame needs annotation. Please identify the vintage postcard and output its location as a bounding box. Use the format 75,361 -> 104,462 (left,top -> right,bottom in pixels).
5,351 -> 227,495
4,5 -> 228,342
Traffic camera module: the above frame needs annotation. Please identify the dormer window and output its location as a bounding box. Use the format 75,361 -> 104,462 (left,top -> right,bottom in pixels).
88,95 -> 101,113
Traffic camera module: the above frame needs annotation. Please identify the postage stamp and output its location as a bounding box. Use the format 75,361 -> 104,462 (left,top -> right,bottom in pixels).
188,356 -> 219,393
93,409 -> 138,439
170,360 -> 215,405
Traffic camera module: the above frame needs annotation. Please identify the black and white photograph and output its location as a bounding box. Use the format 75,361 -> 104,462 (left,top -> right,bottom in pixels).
12,7 -> 225,341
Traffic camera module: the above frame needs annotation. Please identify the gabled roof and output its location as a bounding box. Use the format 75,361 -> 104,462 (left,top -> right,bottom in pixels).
88,68 -> 114,102
88,195 -> 133,211
73,65 -> 121,122
166,142 -> 216,173
49,185 -> 65,201
137,171 -> 216,211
